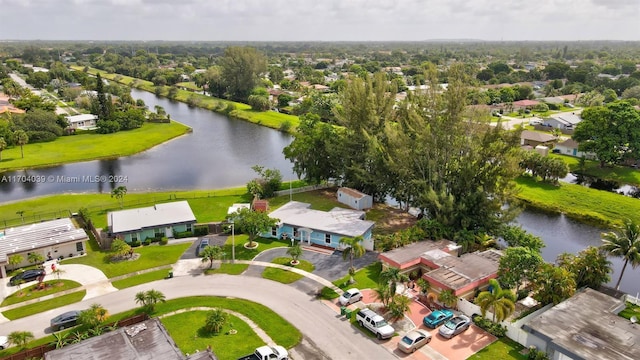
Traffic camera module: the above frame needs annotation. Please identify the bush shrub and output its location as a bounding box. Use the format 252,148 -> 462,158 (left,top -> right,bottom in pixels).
159,237 -> 169,245
130,240 -> 141,248
143,239 -> 151,246
528,347 -> 550,360
173,231 -> 194,239
194,226 -> 209,236
472,315 -> 507,337
279,120 -> 292,132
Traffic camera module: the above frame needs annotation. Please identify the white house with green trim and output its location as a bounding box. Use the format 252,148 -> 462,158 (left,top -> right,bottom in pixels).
107,201 -> 197,243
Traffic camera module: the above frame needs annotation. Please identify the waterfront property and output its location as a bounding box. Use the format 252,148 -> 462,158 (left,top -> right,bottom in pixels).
0,218 -> 88,278
378,241 -> 503,300
337,187 -> 373,210
554,138 -> 596,159
65,113 -> 98,131
265,201 -> 375,250
107,201 -> 196,243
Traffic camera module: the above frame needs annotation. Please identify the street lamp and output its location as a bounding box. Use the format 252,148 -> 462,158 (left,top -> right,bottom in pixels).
230,222 -> 235,263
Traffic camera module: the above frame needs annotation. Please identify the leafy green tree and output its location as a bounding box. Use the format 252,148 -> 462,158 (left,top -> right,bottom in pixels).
339,236 -> 366,283
499,225 -> 545,252
531,263 -> 576,305
247,94 -> 270,111
232,207 -> 279,248
134,289 -> 166,313
27,252 -> 44,265
622,85 -> 640,100
94,73 -> 113,121
111,186 -> 127,209
13,130 -> 28,159
219,47 -> 267,101
603,89 -> 618,103
498,247 -> 544,291
0,137 -> 7,161
601,220 -> 640,290
78,303 -> 109,329
8,254 -> 23,271
268,65 -> 284,84
8,331 -> 34,349
246,165 -> 282,199
379,266 -> 409,295
388,294 -> 412,320
573,101 -> 640,167
286,243 -> 303,265
475,279 -> 516,322
556,246 -> 612,289
200,245 -> 224,269
110,239 -> 132,260
204,308 -> 228,333
12,93 -> 56,112
374,285 -> 393,307
438,289 -> 458,309
50,331 -> 70,349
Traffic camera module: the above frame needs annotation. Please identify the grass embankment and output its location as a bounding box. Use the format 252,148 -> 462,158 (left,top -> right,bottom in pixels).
1,280 -> 82,307
467,337 -> 528,360
262,257 -> 315,284
0,121 -> 190,172
553,154 -> 640,186
111,269 -> 171,289
2,291 -> 86,320
73,66 -> 300,132
204,263 -> 250,275
320,262 -> 382,300
514,176 -> 640,227
619,302 -> 640,320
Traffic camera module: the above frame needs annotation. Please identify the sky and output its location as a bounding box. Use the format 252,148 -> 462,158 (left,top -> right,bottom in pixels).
0,0 -> 639,41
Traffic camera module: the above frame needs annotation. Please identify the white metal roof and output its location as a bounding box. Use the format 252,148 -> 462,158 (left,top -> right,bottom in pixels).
66,114 -> 98,123
0,218 -> 88,263
108,201 -> 196,234
269,201 -> 374,238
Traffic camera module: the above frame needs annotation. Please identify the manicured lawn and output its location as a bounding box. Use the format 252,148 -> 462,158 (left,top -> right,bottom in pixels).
319,286 -> 340,300
619,302 -> 640,320
515,176 -> 640,227
269,188 -> 348,211
0,121 -> 190,172
162,311 -> 263,359
204,263 -> 249,275
333,261 -> 382,290
224,235 -> 289,261
262,257 -> 315,284
467,337 -> 528,360
176,81 -> 203,91
111,269 -> 171,289
2,291 -> 86,320
64,242 -> 191,278
553,154 -> 640,186
1,280 -> 82,307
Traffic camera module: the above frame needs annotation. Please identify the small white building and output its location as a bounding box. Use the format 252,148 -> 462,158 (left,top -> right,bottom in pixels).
66,114 -> 98,130
337,187 -> 373,210
555,138 -> 596,159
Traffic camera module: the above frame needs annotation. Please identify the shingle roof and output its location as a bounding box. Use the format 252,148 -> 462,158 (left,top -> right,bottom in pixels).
521,130 -> 556,143
107,201 -> 196,234
338,187 -> 369,199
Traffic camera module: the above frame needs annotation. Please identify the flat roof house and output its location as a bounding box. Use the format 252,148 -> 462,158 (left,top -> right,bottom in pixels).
107,201 -> 196,243
522,288 -> 640,360
543,114 -> 582,130
0,218 -> 88,278
266,201 -> 375,251
66,114 -> 98,131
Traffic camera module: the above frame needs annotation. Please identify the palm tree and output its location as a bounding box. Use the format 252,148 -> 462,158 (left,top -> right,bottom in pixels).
374,285 -> 393,307
286,243 -> 303,265
135,289 -> 166,313
438,289 -> 458,309
205,308 -> 228,333
27,252 -> 44,266
79,303 -> 109,329
8,254 -> 23,271
13,130 -> 28,159
200,245 -> 224,269
0,137 -> 7,161
379,266 -> 409,295
50,331 -> 70,349
388,294 -> 412,320
601,220 -> 640,290
339,236 -> 365,283
475,279 -> 517,323
8,331 -> 34,349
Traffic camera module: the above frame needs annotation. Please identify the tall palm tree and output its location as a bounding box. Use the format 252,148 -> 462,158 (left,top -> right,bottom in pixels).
475,279 -> 517,323
205,308 -> 228,333
438,289 -> 458,309
286,243 -> 303,265
14,130 -> 28,159
0,137 -> 7,161
200,245 -> 224,269
135,289 -> 167,313
379,266 -> 409,295
601,220 -> 640,290
339,236 -> 365,283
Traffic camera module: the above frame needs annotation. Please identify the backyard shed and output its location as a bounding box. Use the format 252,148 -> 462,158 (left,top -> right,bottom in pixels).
337,187 -> 373,210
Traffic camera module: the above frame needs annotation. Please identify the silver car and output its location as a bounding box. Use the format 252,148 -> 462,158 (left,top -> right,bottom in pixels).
438,315 -> 471,339
397,329 -> 432,353
338,288 -> 363,306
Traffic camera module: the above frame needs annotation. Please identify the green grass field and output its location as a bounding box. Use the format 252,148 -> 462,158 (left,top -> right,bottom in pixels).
204,263 -> 250,275
333,261 -> 382,289
553,154 -> 640,185
1,280 -> 82,307
2,291 -> 86,320
0,121 -> 190,172
261,257 -> 315,284
467,337 -> 527,360
111,269 -> 171,289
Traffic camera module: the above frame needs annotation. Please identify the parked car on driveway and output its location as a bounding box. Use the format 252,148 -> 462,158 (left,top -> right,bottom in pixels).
355,308 -> 395,340
50,310 -> 81,331
423,309 -> 454,328
195,238 -> 209,257
438,315 -> 471,339
9,268 -> 45,286
397,329 -> 431,353
338,288 -> 363,306
0,335 -> 8,350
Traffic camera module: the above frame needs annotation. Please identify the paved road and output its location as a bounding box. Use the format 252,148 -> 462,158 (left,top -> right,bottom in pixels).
494,109 -> 583,130
2,274 -> 396,360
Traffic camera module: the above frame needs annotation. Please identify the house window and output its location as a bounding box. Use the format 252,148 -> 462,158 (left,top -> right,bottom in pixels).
186,224 -> 192,232
154,229 -> 165,238
271,227 -> 277,236
325,234 -> 331,244
293,227 -> 299,238
76,242 -> 84,252
131,233 -> 138,242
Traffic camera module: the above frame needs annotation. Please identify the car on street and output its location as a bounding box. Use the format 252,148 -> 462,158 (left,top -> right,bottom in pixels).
423,309 -> 454,328
338,288 -> 363,306
9,268 -> 46,286
397,329 -> 431,353
195,237 -> 210,257
0,335 -> 9,350
50,310 -> 81,331
438,315 -> 471,339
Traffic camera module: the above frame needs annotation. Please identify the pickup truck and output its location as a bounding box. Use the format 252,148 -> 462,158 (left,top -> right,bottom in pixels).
356,308 -> 395,339
237,345 -> 288,360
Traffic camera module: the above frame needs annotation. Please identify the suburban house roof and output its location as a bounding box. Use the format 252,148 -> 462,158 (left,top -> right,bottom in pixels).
546,114 -> 582,127
513,99 -> 540,107
108,201 -> 196,234
66,114 -> 98,124
0,218 -> 88,264
522,288 -> 640,360
540,96 -> 565,104
338,187 -> 369,199
268,201 -> 374,238
43,318 -> 201,360
227,203 -> 250,216
378,240 -> 457,269
423,249 -> 502,291
252,199 -> 269,212
557,138 -> 579,148
521,130 -> 556,143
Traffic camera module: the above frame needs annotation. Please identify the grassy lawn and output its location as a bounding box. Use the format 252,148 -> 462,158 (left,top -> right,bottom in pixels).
2,291 -> 86,320
111,269 -> 171,289
223,235 -> 289,261
467,337 -> 528,360
319,286 -> 340,300
270,188 -> 348,211
262,257 -> 315,284
162,311 -> 263,359
515,176 -> 640,227
204,263 -> 249,275
1,280 -> 82,307
0,122 -> 190,172
619,302 -> 640,320
333,261 -> 382,290
552,154 -> 640,186
176,81 -> 203,91
64,242 -> 191,278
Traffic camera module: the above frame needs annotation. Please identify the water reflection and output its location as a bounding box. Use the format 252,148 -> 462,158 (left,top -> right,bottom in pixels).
561,173 -> 639,197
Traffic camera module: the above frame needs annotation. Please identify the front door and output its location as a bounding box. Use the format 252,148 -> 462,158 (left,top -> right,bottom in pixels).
165,227 -> 173,238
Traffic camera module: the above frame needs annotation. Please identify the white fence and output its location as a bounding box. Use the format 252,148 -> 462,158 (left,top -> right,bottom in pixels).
274,182 -> 334,197
624,293 -> 640,305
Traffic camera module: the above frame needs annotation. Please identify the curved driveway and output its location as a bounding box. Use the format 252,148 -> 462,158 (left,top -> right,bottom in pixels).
2,274 -> 396,360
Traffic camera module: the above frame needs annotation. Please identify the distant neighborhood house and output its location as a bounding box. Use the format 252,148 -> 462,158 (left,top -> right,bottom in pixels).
543,113 -> 582,130
554,138 -> 596,159
520,130 -> 556,148
265,201 -> 375,251
66,114 -> 98,131
107,201 -> 196,243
